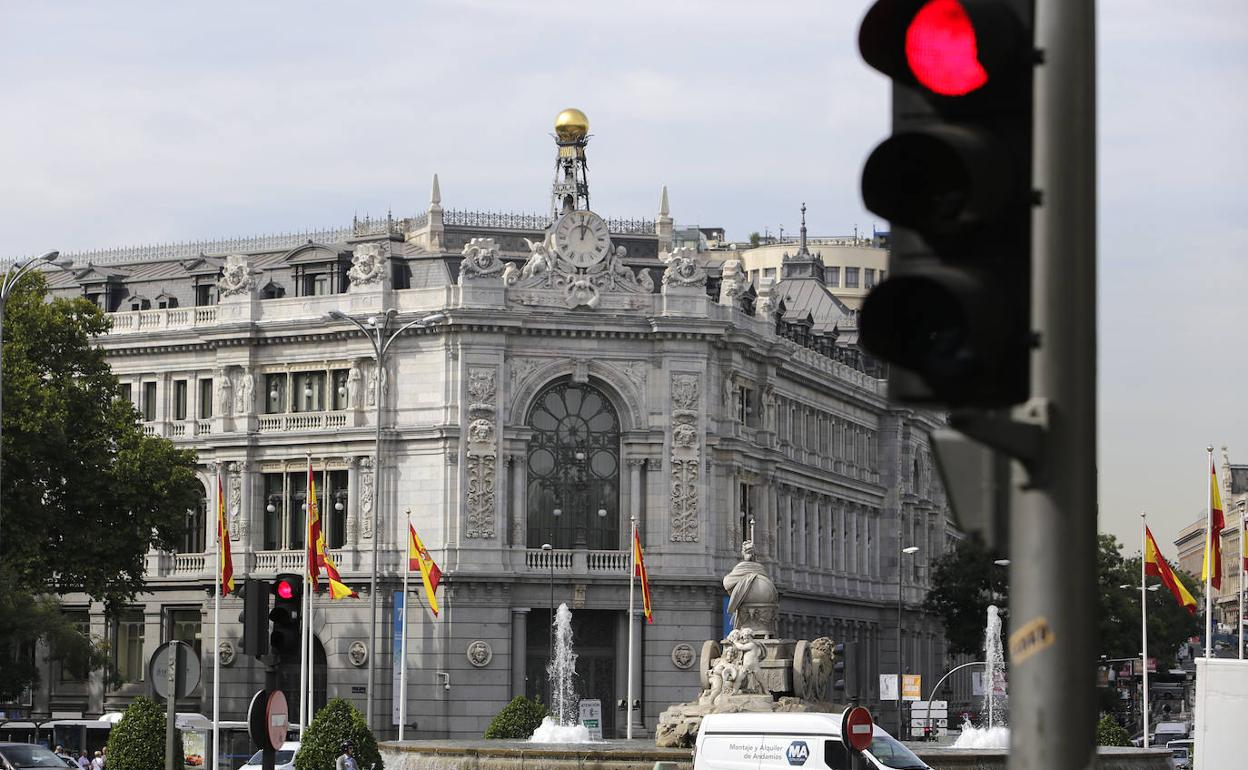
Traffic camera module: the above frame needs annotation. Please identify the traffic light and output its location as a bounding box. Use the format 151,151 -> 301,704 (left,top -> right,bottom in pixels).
269,573 -> 303,657
241,578 -> 270,658
832,641 -> 856,702
857,0 -> 1035,407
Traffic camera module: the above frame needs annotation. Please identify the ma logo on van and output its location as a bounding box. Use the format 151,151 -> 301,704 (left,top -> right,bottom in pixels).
785,740 -> 809,766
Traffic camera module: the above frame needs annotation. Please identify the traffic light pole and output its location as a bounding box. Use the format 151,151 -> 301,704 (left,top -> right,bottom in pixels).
262,653 -> 279,770
1006,0 -> 1097,768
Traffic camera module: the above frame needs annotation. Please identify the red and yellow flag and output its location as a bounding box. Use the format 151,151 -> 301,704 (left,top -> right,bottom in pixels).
633,527 -> 652,624
1145,525 -> 1197,615
1202,459 -> 1225,590
216,475 -> 235,595
308,463 -> 358,600
408,524 -> 442,616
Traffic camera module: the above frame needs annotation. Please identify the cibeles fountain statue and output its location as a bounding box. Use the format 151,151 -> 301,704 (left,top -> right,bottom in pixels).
655,539 -> 842,747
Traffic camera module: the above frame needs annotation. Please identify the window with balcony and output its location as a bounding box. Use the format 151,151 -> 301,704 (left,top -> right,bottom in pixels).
181,494 -> 206,554
263,470 -> 349,551
292,372 -> 327,413
525,379 -> 620,550
195,283 -> 217,307
174,380 -> 188,421
264,370 -> 351,415
142,381 -> 157,421
265,374 -> 287,415
111,609 -> 145,683
120,382 -> 132,405
199,378 -> 213,419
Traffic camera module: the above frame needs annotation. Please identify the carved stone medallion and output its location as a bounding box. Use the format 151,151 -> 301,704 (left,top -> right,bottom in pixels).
671,643 -> 696,670
348,641 -> 369,667
466,640 -> 493,668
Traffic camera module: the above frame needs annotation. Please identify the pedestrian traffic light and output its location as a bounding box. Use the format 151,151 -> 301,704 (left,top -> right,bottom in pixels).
241,578 -> 271,658
857,0 -> 1035,407
269,573 -> 302,657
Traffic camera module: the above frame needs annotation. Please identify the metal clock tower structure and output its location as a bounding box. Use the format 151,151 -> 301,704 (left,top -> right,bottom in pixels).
551,108 -> 591,217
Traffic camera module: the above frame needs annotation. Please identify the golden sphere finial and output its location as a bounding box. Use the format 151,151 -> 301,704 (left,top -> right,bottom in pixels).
555,108 -> 589,141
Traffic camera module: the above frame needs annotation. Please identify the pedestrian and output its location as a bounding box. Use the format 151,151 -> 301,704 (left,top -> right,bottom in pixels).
76,751 -> 89,770
90,751 -> 104,770
54,746 -> 67,760
334,742 -> 357,770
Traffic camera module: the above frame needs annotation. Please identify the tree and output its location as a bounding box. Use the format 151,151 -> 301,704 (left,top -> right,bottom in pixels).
105,696 -> 184,770
748,232 -> 761,248
1096,534 -> 1200,663
0,274 -> 202,701
484,695 -> 549,739
296,699 -> 382,770
1095,713 -> 1132,747
923,537 -> 1007,657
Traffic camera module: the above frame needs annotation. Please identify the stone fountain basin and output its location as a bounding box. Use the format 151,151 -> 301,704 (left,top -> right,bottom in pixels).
380,741 -> 1173,770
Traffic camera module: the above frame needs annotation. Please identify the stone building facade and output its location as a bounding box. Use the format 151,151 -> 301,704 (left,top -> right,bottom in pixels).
27,120 -> 956,740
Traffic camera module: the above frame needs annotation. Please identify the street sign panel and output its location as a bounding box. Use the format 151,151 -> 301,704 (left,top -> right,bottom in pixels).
579,699 -> 603,741
879,674 -> 899,701
149,640 -> 200,700
902,674 -> 922,701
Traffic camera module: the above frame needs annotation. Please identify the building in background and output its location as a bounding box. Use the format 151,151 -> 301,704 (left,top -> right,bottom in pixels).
27,111 -> 957,739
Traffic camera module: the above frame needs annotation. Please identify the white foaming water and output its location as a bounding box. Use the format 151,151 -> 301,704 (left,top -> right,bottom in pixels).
952,721 -> 1010,749
529,715 -> 593,743
983,604 -> 1008,729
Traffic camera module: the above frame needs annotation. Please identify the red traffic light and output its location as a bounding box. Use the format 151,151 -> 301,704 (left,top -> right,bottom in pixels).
906,0 -> 988,96
276,579 -> 295,600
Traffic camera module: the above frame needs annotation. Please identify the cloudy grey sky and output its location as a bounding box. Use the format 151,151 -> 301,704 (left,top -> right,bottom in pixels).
2,1 -> 1244,552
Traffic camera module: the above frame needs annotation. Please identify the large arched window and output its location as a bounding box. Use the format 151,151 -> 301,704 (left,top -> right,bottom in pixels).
526,379 -> 620,550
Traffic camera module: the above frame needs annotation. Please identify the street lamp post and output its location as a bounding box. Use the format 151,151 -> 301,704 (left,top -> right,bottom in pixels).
325,308 -> 444,730
0,251 -> 66,557
898,544 -> 919,736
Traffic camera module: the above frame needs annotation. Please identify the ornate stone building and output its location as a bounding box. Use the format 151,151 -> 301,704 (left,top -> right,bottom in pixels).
30,111 -> 955,740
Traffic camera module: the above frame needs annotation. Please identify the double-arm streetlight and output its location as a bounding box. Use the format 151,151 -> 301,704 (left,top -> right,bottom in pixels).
325,308 -> 444,729
0,251 -> 69,557
898,544 -> 919,736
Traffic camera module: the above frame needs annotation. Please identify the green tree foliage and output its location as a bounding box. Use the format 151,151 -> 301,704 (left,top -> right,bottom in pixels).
296,699 -> 382,770
483,695 -> 549,739
748,232 -> 761,248
923,537 -> 1007,657
1095,713 -> 1132,746
105,696 -> 183,770
0,273 -> 202,701
1096,534 -> 1201,662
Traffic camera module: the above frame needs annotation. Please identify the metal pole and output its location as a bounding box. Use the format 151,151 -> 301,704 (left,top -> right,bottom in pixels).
627,516 -> 636,740
212,467 -> 222,770
366,321 -> 383,730
1140,513 -> 1149,749
897,538 -> 903,737
1205,446 -> 1213,659
1008,1 -> 1098,767
165,647 -> 177,770
1240,501 -> 1245,660
399,509 -> 411,740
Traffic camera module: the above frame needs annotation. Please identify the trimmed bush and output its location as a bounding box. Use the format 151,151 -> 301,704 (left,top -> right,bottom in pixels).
1095,713 -> 1131,747
484,696 -> 548,739
295,699 -> 382,770
105,696 -> 184,770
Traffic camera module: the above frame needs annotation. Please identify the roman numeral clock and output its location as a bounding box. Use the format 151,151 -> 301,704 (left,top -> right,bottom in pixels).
552,210 -> 611,269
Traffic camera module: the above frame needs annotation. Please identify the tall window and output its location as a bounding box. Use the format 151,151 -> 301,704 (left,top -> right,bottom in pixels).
174,380 -> 189,421
199,378 -> 214,419
112,609 -> 145,683
526,380 -> 621,550
264,370 -> 349,414
263,470 -> 349,551
181,494 -> 206,554
166,608 -> 202,657
142,381 -> 157,421
845,267 -> 860,288
60,611 -> 90,682
826,266 -> 840,287
120,383 -> 132,405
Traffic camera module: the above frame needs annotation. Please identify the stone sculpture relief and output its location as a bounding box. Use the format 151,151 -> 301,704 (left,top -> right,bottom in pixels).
509,234 -> 652,309
347,242 -> 387,286
228,463 -> 244,540
346,365 -> 362,409
217,254 -> 255,297
719,259 -> 747,304
359,456 -> 374,539
660,246 -> 708,288
234,370 -> 253,414
466,640 -> 493,667
669,373 -> 701,542
671,643 -> 696,670
458,237 -> 505,281
465,367 -> 497,539
216,369 -> 233,417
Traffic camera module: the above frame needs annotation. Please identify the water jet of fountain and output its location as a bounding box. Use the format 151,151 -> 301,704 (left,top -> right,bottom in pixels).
530,602 -> 592,743
952,604 -> 1009,749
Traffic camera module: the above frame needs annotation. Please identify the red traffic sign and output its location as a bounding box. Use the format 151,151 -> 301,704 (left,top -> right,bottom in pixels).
842,706 -> 875,753
247,689 -> 290,751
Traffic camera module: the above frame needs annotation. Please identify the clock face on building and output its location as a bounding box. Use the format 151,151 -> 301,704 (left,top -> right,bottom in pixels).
553,210 -> 610,268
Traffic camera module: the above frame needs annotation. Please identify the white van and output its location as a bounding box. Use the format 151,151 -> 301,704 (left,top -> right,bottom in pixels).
694,712 -> 930,770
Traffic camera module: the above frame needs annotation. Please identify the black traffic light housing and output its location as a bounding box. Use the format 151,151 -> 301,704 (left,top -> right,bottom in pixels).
269,573 -> 303,657
858,0 -> 1035,407
832,641 -> 858,703
241,578 -> 271,658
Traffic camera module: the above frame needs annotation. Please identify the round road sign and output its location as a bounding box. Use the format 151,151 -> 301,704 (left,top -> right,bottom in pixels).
265,690 -> 289,750
841,706 -> 874,753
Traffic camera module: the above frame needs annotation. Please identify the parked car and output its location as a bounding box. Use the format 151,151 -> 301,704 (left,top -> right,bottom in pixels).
0,744 -> 78,770
1166,739 -> 1193,770
237,742 -> 299,770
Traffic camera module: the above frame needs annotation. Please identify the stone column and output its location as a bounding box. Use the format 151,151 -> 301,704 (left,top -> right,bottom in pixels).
510,453 -> 527,546
760,474 -> 775,560
345,456 -> 361,547
848,506 -> 859,575
795,492 -> 807,567
510,608 -> 529,699
777,487 -> 789,563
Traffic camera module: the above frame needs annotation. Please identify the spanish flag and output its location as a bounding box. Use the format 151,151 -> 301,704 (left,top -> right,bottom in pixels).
633,527 -> 652,624
408,524 -> 442,616
216,475 -> 235,595
1144,525 -> 1197,615
1202,459 -> 1225,590
308,464 -> 358,599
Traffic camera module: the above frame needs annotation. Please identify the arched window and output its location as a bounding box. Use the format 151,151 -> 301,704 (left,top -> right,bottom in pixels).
526,379 -> 620,550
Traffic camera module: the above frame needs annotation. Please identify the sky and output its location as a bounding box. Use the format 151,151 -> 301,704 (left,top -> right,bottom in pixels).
2,1 -> 1245,552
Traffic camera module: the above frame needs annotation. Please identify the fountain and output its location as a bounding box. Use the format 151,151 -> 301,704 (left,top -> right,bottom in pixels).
952,604 -> 1009,749
529,603 -> 592,743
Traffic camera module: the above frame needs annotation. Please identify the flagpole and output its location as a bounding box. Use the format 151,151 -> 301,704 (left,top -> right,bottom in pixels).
299,454 -> 310,736
626,515 -> 636,741
1206,445 -> 1214,659
1140,512 -> 1149,749
1240,501 -> 1245,660
213,464 -> 223,768
399,509 -> 411,741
